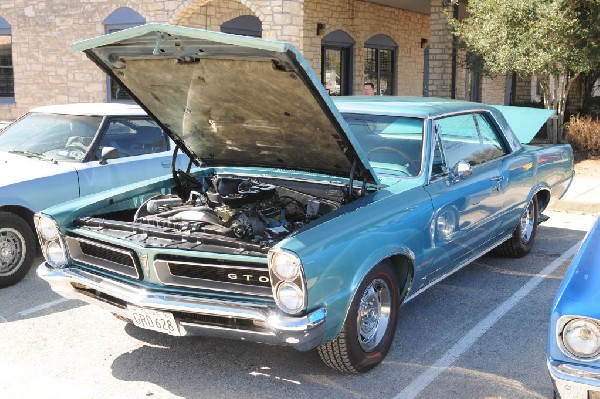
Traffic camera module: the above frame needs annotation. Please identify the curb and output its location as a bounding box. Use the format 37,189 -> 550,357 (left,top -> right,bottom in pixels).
548,200 -> 600,215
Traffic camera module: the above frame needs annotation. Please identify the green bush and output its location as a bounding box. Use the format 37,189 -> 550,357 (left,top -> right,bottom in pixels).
566,114 -> 600,153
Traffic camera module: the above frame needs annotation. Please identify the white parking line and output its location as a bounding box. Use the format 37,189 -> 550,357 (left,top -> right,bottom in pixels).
18,298 -> 71,317
394,242 -> 581,399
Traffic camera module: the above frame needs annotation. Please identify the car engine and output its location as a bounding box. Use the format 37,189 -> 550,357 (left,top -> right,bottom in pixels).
130,176 -> 342,247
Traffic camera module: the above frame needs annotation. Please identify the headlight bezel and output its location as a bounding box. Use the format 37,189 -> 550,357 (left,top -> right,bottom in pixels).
558,316 -> 600,361
268,248 -> 307,315
34,213 -> 68,268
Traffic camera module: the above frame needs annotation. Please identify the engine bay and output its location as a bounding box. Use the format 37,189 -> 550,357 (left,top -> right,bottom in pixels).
78,173 -> 352,254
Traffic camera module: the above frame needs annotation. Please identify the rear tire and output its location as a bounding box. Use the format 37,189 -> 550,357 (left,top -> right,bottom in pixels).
317,261 -> 399,373
496,196 -> 538,258
0,212 -> 36,288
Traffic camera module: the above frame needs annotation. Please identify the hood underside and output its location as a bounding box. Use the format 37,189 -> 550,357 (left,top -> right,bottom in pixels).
73,24 -> 377,184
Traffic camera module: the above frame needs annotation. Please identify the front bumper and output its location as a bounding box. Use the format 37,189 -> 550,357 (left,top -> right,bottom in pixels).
37,262 -> 326,351
548,359 -> 600,399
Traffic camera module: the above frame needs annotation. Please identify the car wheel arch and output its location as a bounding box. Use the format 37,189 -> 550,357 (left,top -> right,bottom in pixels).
326,251 -> 414,340
0,205 -> 36,240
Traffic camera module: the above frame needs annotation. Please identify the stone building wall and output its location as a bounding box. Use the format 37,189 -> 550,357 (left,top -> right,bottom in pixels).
303,0 -> 429,95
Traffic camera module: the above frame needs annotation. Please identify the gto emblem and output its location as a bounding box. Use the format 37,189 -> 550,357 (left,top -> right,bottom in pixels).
227,273 -> 270,283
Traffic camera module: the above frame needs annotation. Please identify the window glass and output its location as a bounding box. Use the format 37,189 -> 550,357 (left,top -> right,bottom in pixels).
321,30 -> 353,96
364,35 -> 396,95
0,18 -> 14,99
343,113 -> 423,176
435,113 -> 506,169
97,118 -> 168,159
0,113 -> 101,162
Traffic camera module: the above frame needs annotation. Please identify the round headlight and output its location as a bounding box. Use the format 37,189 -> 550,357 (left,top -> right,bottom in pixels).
563,319 -> 600,359
45,241 -> 67,268
276,282 -> 304,314
271,251 -> 301,281
38,217 -> 59,241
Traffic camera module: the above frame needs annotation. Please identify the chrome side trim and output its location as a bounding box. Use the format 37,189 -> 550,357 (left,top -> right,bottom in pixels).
37,262 -> 325,351
548,359 -> 600,399
66,236 -> 139,279
405,232 -> 513,303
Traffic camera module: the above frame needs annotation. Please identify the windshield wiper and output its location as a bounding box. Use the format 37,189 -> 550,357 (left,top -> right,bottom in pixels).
9,150 -> 58,164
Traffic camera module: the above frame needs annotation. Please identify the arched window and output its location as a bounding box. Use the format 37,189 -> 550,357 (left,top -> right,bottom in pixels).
364,34 -> 397,95
221,15 -> 262,38
0,16 -> 14,101
321,30 -> 354,96
103,8 -> 146,102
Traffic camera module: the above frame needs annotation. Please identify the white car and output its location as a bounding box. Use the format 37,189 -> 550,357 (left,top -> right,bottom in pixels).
0,103 -> 190,287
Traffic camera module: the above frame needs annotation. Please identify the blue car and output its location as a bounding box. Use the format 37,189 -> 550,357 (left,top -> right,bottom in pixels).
0,103 -> 190,287
548,217 -> 600,398
36,24 -> 573,372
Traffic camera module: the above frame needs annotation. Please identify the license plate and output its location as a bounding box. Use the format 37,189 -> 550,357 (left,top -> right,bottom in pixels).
128,305 -> 181,336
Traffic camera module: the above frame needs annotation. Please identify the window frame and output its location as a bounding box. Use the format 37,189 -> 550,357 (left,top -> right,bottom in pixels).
430,111 -> 511,180
321,30 -> 354,96
364,35 -> 397,96
103,8 -> 146,103
0,16 -> 14,103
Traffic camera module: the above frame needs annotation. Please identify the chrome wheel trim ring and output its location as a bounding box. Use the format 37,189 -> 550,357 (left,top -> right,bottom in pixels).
520,200 -> 535,244
0,227 -> 26,276
357,277 -> 392,352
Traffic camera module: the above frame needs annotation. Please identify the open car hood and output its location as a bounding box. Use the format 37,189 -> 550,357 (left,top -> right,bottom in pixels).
72,24 -> 378,185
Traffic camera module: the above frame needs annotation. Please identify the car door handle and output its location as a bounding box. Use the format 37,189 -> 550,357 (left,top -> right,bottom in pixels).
161,160 -> 171,168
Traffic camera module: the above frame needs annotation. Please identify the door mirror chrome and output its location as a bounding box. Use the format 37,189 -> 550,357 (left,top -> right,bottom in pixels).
99,146 -> 119,165
450,160 -> 472,182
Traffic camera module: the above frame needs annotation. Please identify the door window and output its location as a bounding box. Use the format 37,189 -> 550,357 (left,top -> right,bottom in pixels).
96,119 -> 168,159
435,113 -> 507,170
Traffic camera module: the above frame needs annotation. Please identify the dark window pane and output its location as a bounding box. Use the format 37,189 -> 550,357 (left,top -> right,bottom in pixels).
364,48 -> 377,84
0,35 -> 14,97
364,47 -> 394,95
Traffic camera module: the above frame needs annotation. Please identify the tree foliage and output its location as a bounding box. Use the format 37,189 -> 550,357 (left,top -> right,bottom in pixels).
450,0 -> 600,140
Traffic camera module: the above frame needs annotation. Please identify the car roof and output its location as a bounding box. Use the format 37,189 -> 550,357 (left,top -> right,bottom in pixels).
29,103 -> 147,117
332,96 -> 496,118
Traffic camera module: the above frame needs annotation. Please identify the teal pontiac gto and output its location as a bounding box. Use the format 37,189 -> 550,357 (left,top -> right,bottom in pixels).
36,24 -> 573,373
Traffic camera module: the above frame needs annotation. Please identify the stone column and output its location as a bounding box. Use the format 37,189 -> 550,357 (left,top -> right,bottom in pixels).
428,2 -> 454,99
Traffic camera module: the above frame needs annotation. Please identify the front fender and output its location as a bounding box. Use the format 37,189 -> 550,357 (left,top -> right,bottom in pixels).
281,186 -> 433,342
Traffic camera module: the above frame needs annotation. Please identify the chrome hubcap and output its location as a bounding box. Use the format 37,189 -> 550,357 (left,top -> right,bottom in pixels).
520,201 -> 535,244
0,228 -> 25,275
357,278 -> 391,352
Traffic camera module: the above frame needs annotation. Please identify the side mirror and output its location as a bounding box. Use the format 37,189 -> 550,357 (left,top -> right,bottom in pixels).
450,160 -> 472,182
99,146 -> 119,165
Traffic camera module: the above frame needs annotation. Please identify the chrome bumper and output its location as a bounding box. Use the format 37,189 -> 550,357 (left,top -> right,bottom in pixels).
37,263 -> 326,351
547,359 -> 600,399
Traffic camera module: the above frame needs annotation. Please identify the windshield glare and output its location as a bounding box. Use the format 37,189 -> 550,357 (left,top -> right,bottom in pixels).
343,113 -> 424,177
0,113 -> 102,162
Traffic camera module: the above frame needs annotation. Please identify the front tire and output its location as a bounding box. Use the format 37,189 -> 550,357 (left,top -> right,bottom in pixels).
0,212 -> 36,288
496,196 -> 539,258
317,261 -> 399,373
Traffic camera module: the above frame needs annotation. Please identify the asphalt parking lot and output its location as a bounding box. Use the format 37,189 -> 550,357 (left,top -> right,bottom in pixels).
0,210 -> 596,399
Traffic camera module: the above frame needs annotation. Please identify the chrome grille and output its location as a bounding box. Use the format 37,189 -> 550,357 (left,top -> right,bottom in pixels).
66,236 -> 140,279
154,256 -> 272,297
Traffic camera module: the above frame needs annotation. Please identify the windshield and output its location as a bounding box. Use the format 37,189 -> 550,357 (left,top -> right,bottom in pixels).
342,113 -> 424,177
0,112 -> 102,162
